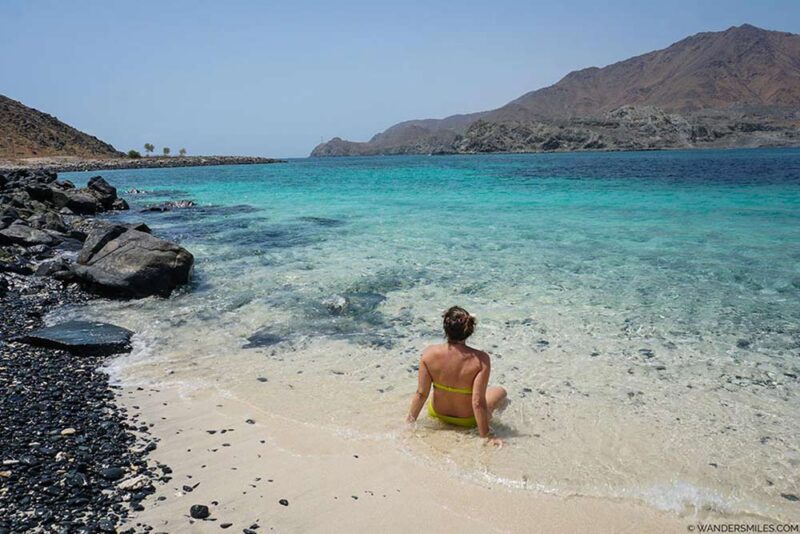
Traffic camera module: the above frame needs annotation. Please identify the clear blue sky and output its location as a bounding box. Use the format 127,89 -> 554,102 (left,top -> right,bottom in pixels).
1,1 -> 798,158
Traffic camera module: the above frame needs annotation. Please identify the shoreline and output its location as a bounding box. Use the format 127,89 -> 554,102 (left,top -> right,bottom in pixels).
115,381 -> 700,533
0,155 -> 286,173
310,143 -> 800,158
0,169 -> 190,532
4,163 -> 796,531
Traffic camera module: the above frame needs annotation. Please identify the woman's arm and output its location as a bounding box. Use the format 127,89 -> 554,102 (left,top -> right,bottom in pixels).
406,354 -> 432,423
471,356 -> 491,438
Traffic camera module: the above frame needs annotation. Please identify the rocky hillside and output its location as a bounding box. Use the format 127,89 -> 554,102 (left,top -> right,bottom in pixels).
312,24 -> 800,156
0,95 -> 122,159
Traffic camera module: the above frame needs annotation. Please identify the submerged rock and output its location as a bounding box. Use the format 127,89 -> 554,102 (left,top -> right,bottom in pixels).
298,216 -> 345,227
71,228 -> 194,298
141,200 -> 197,212
322,291 -> 386,316
322,294 -> 349,315
18,320 -> 133,356
243,328 -> 285,349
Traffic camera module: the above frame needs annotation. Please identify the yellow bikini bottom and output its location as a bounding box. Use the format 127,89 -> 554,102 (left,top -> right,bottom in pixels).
428,402 -> 477,428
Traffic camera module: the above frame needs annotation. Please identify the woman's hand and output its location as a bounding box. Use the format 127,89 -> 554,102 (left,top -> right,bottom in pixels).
485,435 -> 504,448
405,414 -> 416,424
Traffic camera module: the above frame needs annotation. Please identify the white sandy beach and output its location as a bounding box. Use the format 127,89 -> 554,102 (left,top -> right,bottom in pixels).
118,383 -> 756,533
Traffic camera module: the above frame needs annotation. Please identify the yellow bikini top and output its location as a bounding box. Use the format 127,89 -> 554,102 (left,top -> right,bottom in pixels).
432,382 -> 472,395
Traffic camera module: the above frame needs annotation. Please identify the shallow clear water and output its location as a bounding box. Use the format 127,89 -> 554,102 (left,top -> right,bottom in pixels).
62,149 -> 800,520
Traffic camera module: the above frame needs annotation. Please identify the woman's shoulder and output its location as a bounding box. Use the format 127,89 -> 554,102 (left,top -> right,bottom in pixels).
422,343 -> 447,357
467,346 -> 491,364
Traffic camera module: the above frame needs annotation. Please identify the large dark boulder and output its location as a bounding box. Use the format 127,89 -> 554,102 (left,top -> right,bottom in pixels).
0,223 -> 60,247
2,169 -> 56,189
0,207 -> 20,229
24,184 -> 54,202
71,228 -> 194,298
50,189 -> 100,215
77,224 -> 129,264
18,320 -> 133,356
27,211 -> 68,233
87,176 -> 118,209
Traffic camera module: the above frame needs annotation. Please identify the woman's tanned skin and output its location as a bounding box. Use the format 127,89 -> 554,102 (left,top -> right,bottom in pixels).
406,339 -> 507,446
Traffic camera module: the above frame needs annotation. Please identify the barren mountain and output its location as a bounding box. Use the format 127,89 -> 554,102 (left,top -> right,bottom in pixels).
312,24 -> 800,156
0,95 -> 121,159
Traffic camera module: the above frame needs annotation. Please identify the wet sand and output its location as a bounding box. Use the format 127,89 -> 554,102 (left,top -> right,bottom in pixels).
120,383 -> 697,533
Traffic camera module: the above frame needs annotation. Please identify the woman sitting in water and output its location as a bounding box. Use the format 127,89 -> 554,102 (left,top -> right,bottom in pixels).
406,306 -> 507,446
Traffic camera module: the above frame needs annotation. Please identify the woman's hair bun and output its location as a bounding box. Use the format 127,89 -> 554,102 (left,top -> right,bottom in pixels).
442,306 -> 476,342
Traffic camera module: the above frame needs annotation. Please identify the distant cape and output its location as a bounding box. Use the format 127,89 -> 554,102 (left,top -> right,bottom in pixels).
312,24 -> 800,156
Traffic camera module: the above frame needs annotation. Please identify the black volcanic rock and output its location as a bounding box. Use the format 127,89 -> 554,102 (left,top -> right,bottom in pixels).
71,228 -> 194,298
141,199 -> 197,212
0,223 -> 60,247
1,168 -> 190,303
0,276 -> 166,533
86,176 -> 118,209
189,504 -> 210,519
18,320 -> 133,356
50,188 -> 100,215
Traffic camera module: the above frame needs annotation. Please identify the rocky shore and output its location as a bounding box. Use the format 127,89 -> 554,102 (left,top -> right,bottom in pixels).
0,155 -> 285,174
0,169 -> 195,532
311,105 -> 800,156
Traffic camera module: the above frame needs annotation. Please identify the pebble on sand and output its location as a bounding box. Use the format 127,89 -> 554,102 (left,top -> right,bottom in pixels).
190,504 -> 211,519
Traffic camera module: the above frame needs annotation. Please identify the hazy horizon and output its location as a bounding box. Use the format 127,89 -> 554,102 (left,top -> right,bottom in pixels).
2,0 -> 799,158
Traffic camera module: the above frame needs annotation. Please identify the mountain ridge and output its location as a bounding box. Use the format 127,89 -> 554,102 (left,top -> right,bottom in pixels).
311,24 -> 800,156
0,95 -> 122,159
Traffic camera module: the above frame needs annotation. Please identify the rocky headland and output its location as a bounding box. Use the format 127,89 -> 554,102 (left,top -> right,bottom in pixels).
312,25 -> 800,156
0,169 -> 195,532
1,94 -> 286,172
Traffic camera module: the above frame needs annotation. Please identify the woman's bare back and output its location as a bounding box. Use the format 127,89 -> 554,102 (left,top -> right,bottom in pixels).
405,306 -> 507,443
424,342 -> 485,418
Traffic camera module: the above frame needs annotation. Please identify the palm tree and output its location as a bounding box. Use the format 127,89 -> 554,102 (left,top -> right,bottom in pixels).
163,147 -> 171,157
179,148 -> 187,157
144,143 -> 154,156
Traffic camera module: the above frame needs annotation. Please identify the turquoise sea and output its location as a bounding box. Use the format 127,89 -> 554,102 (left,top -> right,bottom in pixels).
62,149 -> 800,521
